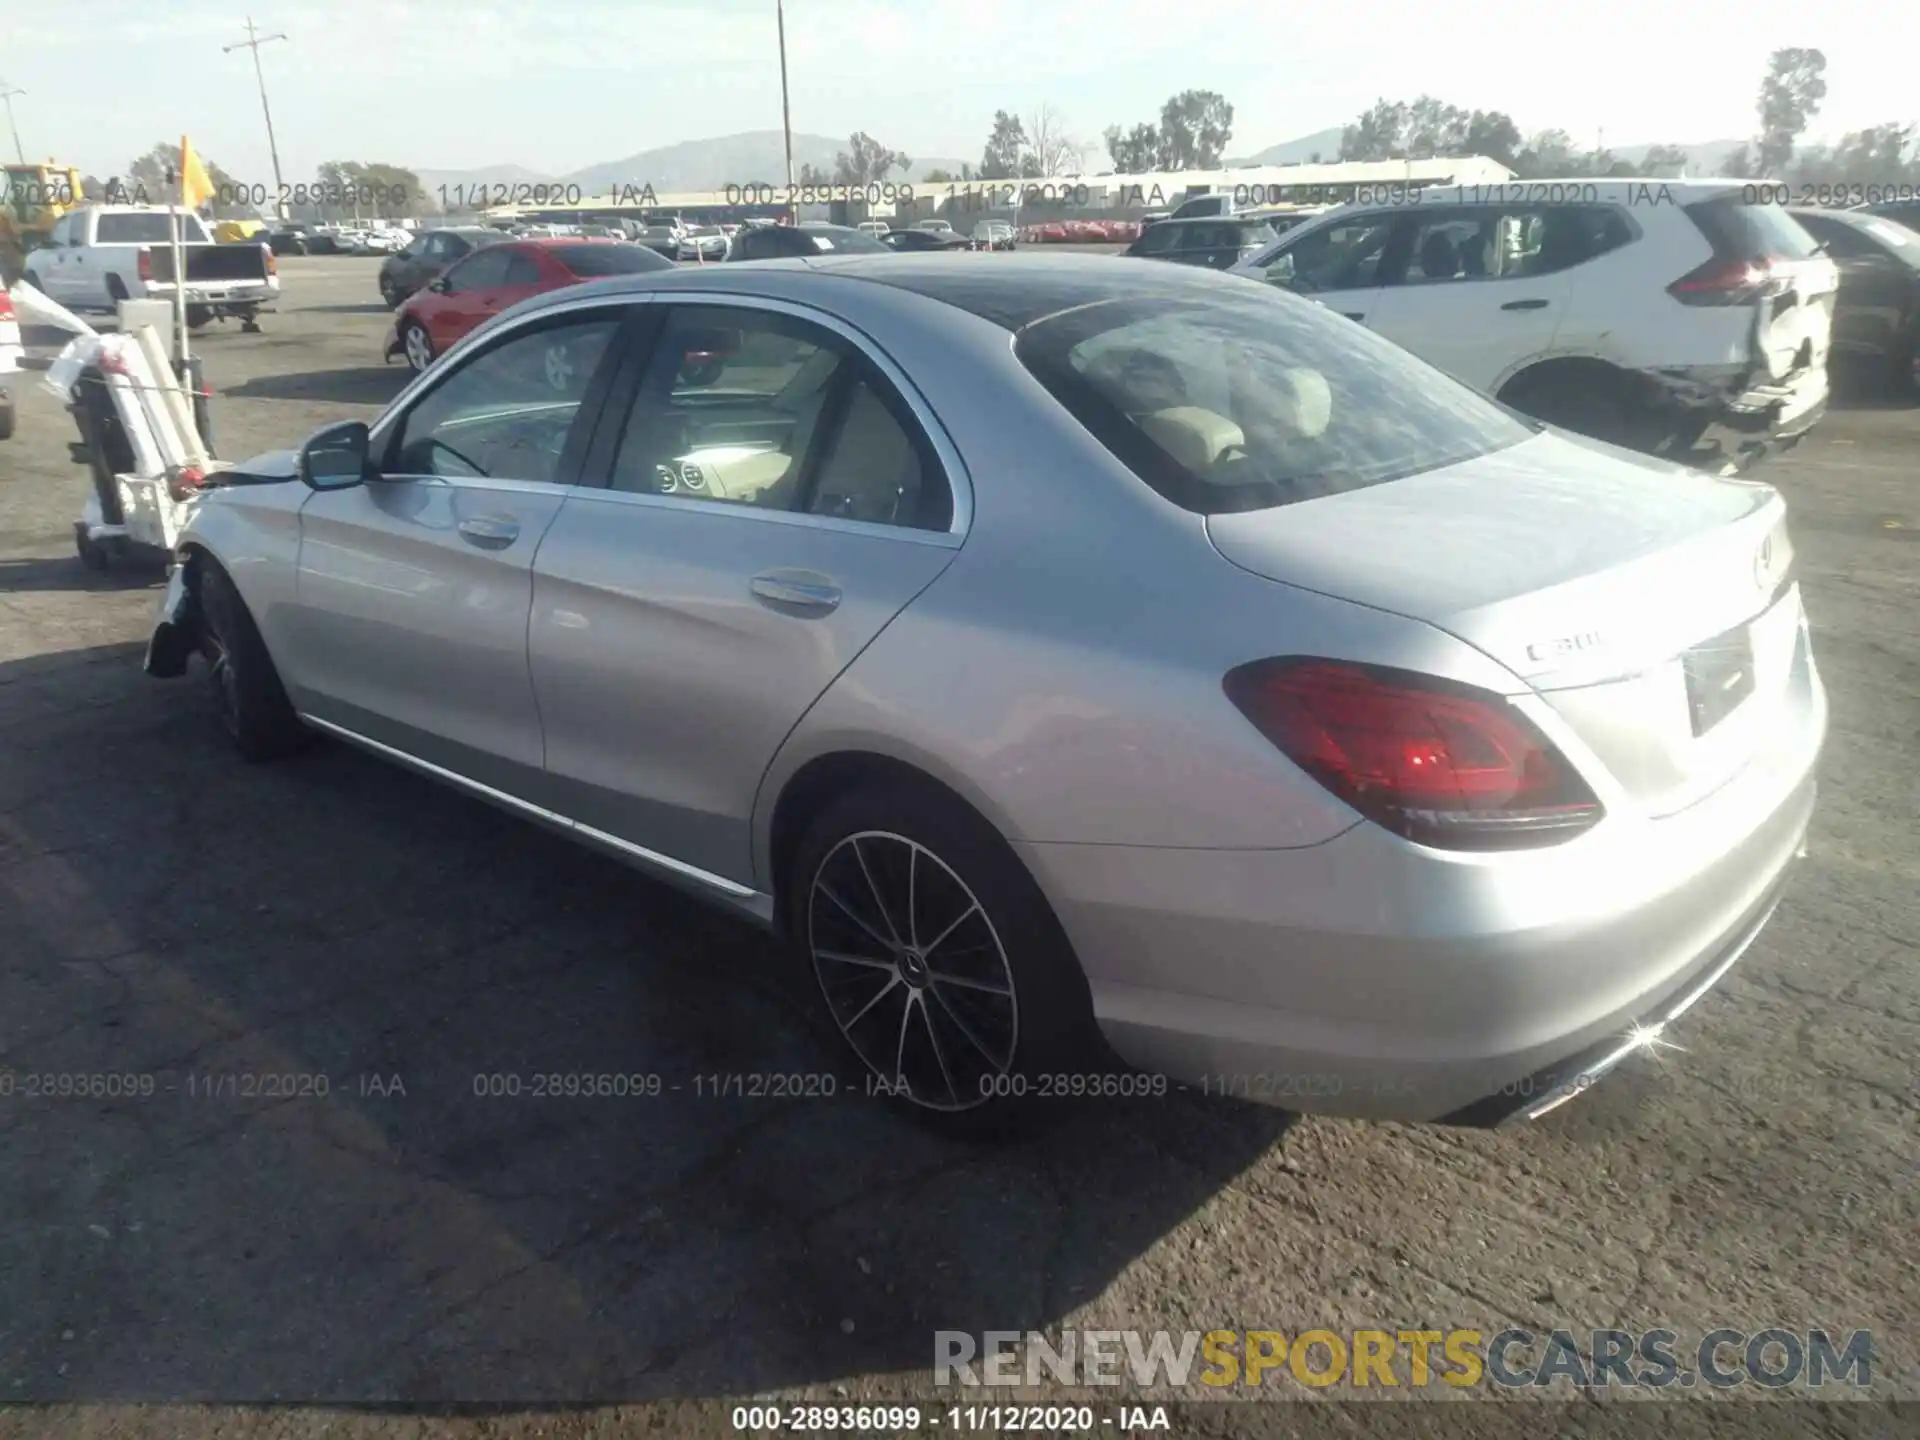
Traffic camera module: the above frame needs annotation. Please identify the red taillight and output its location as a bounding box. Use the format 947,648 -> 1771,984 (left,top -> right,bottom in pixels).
137,249 -> 153,283
167,465 -> 207,502
1667,256 -> 1773,306
0,290 -> 12,319
1223,658 -> 1603,850
265,248 -> 277,276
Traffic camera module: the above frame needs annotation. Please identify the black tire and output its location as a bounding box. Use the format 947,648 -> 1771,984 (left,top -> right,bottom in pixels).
197,561 -> 308,761
0,396 -> 14,442
789,783 -> 1108,1136
106,275 -> 129,303
380,278 -> 402,309
186,305 -> 213,330
76,529 -> 109,571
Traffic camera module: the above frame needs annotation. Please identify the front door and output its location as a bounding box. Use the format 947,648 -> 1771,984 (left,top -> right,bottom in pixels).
529,299 -> 963,887
284,307 -> 628,801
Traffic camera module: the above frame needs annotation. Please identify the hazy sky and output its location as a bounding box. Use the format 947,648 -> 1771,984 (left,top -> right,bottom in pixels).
2,0 -> 1907,184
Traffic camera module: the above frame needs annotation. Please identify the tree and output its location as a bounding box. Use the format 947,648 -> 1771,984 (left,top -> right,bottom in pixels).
832,132 -> 910,185
1463,110 -> 1522,168
797,162 -> 832,186
1756,47 -> 1827,177
127,141 -> 253,217
923,167 -> 955,183
981,111 -> 1027,180
1156,90 -> 1234,170
1104,121 -> 1161,173
1718,144 -> 1756,178
1404,96 -> 1470,156
1023,105 -> 1088,177
1641,144 -> 1690,177
1340,99 -> 1407,161
1510,129 -> 1577,178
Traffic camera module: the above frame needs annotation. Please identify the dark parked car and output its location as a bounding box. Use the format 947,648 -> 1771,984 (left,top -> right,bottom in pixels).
725,222 -> 890,260
377,226 -> 509,309
1789,206 -> 1920,393
1123,215 -> 1281,270
264,227 -> 311,255
881,227 -> 971,252
1855,200 -> 1920,234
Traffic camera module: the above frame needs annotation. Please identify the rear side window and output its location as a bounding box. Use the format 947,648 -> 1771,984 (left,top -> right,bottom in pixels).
1015,289 -> 1532,515
98,212 -> 195,244
553,243 -> 673,276
1686,198 -> 1820,262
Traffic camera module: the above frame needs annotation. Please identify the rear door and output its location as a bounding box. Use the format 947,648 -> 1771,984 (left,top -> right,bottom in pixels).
1240,210 -> 1408,326
528,297 -> 964,887
1363,205 -> 1621,393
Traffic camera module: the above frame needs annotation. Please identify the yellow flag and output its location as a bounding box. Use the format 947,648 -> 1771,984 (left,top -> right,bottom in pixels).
180,136 -> 214,211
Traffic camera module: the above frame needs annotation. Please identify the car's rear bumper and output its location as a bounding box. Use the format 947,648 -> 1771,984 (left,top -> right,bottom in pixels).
1016,631 -> 1826,1123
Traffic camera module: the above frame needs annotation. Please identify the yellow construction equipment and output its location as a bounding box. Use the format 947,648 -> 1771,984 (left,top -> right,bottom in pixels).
2,161 -> 87,285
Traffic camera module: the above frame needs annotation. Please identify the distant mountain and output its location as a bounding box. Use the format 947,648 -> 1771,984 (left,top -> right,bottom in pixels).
1227,128 -> 1348,167
561,131 -> 969,194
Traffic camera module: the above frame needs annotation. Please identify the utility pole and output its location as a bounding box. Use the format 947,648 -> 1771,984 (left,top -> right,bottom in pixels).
0,82 -> 25,164
776,0 -> 795,196
223,17 -> 288,215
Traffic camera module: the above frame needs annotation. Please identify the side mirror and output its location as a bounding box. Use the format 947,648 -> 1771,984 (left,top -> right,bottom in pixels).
300,420 -> 371,491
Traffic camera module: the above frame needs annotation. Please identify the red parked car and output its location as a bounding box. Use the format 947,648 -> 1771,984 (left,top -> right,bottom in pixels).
385,238 -> 673,372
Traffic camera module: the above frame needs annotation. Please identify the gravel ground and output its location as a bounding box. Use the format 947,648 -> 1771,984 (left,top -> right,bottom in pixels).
0,257 -> 1914,1439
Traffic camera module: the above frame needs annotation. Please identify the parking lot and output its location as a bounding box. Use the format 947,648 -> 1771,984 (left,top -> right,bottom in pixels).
0,256 -> 1915,1436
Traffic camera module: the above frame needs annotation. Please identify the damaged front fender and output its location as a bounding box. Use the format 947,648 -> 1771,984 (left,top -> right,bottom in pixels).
144,558 -> 201,678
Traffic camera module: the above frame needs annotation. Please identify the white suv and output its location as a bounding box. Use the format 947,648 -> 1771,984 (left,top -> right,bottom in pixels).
1231,180 -> 1839,469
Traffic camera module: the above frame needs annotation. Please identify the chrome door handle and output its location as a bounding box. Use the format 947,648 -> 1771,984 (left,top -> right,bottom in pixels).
1501,298 -> 1550,311
750,572 -> 842,614
457,514 -> 520,548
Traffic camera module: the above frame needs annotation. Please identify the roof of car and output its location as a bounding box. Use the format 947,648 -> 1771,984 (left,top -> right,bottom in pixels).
1143,214 -> 1277,229
502,251 -> 1233,333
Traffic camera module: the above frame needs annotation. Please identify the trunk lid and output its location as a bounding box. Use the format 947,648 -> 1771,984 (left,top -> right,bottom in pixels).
1207,430 -> 1802,813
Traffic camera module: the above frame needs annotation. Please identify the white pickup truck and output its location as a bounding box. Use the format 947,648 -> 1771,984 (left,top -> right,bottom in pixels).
24,205 -> 279,332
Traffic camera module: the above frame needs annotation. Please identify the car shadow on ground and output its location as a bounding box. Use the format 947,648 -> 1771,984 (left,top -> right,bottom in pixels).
0,555 -> 168,593
299,303 -> 394,316
0,642 -> 1295,1405
220,367 -> 410,406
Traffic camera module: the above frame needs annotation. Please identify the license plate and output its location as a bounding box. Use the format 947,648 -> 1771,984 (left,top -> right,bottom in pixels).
1683,625 -> 1757,736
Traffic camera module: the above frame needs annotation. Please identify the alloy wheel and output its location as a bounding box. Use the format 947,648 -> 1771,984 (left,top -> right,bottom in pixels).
808,830 -> 1018,1111
403,323 -> 432,372
202,624 -> 240,740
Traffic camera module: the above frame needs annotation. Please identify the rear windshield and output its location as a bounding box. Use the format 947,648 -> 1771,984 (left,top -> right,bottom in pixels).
803,227 -> 889,253
98,212 -> 208,244
1686,197 -> 1820,262
553,243 -> 674,276
1014,288 -> 1532,515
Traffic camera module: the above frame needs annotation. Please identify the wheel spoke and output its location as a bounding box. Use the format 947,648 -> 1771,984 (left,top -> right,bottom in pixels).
929,981 -> 1006,1071
918,991 -> 960,1105
894,990 -> 916,1085
841,974 -> 902,1030
817,884 -> 895,952
906,845 -> 919,950
815,947 -> 895,973
852,838 -> 902,948
920,901 -> 980,960
928,970 -> 1013,997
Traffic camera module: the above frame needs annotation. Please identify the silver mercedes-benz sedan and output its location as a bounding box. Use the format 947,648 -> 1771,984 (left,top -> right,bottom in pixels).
146,254 -> 1825,1129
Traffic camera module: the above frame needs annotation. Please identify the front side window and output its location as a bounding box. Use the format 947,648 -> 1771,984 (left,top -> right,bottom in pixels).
388,315 -> 622,482
1259,214 -> 1399,293
445,248 -> 515,292
1015,288 -> 1532,515
605,306 -> 951,530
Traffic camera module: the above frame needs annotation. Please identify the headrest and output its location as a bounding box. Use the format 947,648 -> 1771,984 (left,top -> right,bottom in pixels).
1138,406 -> 1247,472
